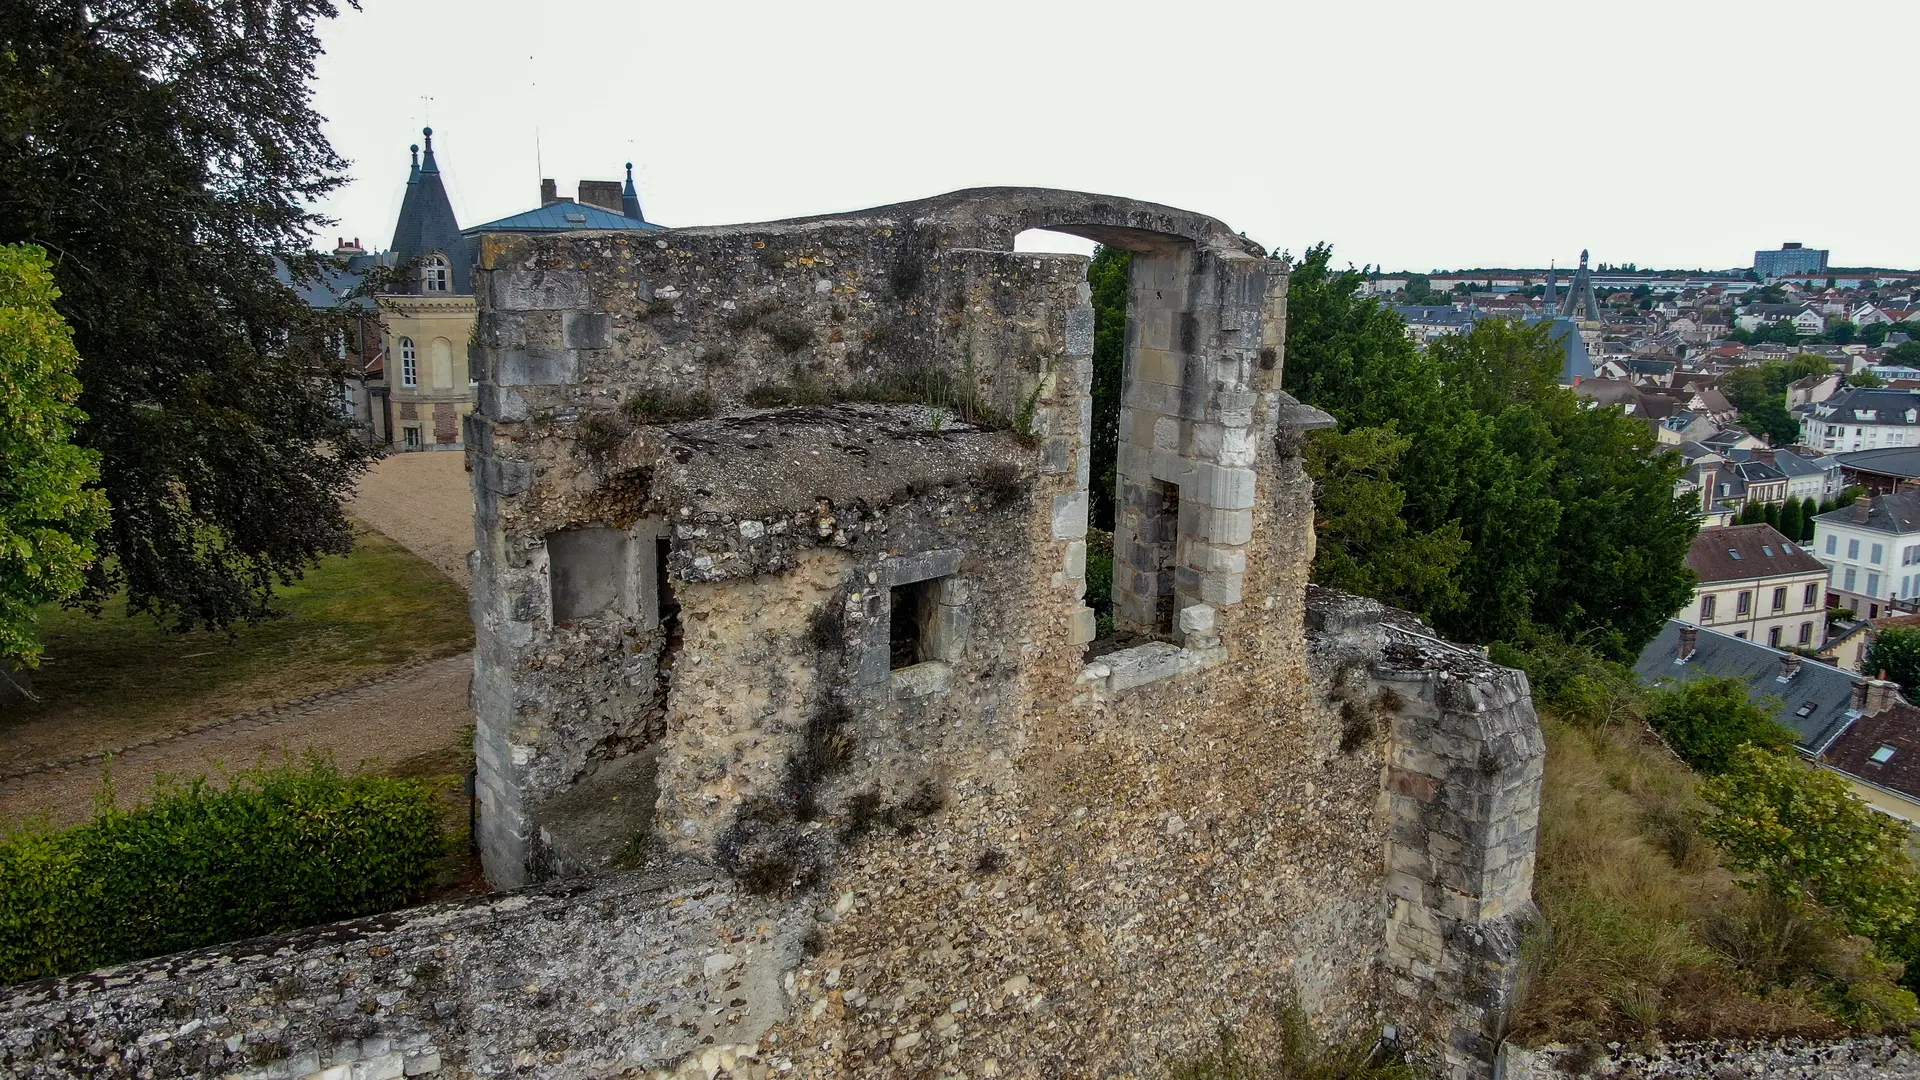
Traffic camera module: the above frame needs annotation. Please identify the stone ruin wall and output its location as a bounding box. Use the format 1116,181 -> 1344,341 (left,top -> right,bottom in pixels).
0,189 -> 1547,1080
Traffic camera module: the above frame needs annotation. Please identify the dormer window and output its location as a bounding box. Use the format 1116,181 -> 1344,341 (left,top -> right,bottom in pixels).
423,254 -> 450,293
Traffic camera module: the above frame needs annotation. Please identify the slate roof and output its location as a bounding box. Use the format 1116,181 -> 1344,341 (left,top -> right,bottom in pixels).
1821,702 -> 1920,803
1813,491 -> 1920,535
1635,620 -> 1861,752
1772,449 -> 1834,479
464,200 -> 666,234
1835,446 -> 1920,480
389,128 -> 473,295
1686,524 -> 1825,583
1801,387 -> 1920,427
274,252 -> 382,311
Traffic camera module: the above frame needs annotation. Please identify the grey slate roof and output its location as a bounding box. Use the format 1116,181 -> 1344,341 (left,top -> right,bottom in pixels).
464,200 -> 666,235
389,128 -> 473,295
1771,449 -> 1831,479
1812,491 -> 1920,535
273,252 -> 382,311
1800,387 -> 1920,427
1635,620 -> 1861,752
1835,446 -> 1920,481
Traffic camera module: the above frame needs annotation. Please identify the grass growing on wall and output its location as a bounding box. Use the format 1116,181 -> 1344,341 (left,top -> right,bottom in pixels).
3,528 -> 473,768
0,756 -> 444,983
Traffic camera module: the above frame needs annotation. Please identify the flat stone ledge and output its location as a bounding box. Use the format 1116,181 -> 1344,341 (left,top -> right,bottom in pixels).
1079,640 -> 1226,694
891,661 -> 952,699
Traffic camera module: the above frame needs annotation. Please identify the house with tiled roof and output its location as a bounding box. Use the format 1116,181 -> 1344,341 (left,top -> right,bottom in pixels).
1796,386 -> 1920,452
1677,524 -> 1828,649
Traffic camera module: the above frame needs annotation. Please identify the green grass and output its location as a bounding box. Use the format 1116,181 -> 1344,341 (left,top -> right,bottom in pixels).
2,527 -> 473,769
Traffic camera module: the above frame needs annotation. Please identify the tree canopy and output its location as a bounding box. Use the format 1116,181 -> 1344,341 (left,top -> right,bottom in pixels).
0,244 -> 108,669
1864,626 -> 1920,691
1284,245 -> 1698,659
0,0 -> 375,631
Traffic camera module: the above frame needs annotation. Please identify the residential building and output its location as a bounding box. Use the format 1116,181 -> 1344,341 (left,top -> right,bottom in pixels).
1677,524 -> 1827,648
1820,612 -> 1920,674
1797,387 -> 1920,452
1787,371 -> 1841,409
1772,448 -> 1842,501
1636,621 -> 1920,825
1635,620 -> 1880,755
1811,492 -> 1920,617
1755,242 -> 1829,280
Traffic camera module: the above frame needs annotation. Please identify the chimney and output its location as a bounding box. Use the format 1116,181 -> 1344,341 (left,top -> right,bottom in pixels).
1779,652 -> 1802,681
577,180 -> 624,214
1865,676 -> 1902,715
1678,624 -> 1698,662
540,178 -> 559,206
1853,496 -> 1872,524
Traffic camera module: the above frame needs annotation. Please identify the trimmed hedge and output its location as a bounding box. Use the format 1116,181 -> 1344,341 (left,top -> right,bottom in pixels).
0,757 -> 443,983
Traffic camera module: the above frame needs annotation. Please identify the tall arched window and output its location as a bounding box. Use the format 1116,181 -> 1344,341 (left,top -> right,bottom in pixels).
400,337 -> 417,387
423,254 -> 450,293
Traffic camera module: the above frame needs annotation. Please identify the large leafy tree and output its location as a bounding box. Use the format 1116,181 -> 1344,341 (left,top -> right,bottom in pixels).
1865,626 -> 1920,691
1284,245 -> 1696,658
0,244 -> 107,668
0,0 -> 375,630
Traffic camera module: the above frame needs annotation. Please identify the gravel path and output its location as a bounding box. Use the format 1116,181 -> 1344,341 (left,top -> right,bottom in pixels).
0,654 -> 474,831
344,451 -> 476,586
2,455 -> 485,830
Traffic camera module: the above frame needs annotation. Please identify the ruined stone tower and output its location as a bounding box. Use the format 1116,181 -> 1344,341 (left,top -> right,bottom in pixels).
1,189 -> 1544,1080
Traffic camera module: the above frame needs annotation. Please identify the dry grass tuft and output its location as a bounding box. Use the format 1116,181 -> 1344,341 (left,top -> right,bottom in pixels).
1509,718 -> 1847,1045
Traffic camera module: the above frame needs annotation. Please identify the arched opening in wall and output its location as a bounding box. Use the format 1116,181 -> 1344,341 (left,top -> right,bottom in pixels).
1014,228 -> 1127,645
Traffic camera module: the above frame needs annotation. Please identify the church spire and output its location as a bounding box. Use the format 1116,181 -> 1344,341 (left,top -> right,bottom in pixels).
621,161 -> 646,222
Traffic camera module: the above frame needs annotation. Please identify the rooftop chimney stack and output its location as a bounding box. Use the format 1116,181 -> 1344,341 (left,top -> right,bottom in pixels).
577,180 -> 624,214
1865,675 -> 1902,715
1854,496 -> 1873,524
1780,653 -> 1802,681
1678,624 -> 1699,662
540,178 -> 559,206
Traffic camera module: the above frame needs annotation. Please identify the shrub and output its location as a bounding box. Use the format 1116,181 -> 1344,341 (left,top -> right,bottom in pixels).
1489,634 -> 1644,728
0,757 -> 443,983
1646,677 -> 1795,774
622,389 -> 715,425
1700,746 -> 1920,945
1084,528 -> 1114,639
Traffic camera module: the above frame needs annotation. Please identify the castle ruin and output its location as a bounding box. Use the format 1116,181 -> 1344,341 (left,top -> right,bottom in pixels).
2,189 -> 1545,1080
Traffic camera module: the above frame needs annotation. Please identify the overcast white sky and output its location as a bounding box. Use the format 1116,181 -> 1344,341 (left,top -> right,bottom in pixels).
311,1 -> 1918,273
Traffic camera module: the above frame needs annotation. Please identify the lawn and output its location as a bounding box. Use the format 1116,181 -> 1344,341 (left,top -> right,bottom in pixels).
1,527 -> 473,771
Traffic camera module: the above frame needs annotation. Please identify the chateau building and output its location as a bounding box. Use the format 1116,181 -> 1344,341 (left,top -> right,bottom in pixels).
363,127 -> 661,450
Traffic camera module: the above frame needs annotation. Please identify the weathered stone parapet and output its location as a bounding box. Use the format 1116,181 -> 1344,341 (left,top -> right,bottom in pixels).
1303,587 -> 1546,1080
0,871 -> 803,1080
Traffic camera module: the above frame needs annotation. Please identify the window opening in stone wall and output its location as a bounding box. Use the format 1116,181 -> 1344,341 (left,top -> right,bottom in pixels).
547,526 -> 632,624
1083,244 -> 1130,645
890,579 -> 937,669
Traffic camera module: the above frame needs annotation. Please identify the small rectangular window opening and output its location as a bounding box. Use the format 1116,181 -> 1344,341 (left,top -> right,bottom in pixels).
1872,745 -> 1897,764
890,579 -> 938,669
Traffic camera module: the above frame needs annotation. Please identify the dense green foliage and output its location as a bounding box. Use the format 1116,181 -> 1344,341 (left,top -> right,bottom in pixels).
1722,355 -> 1830,446
1703,746 -> 1920,949
0,245 -> 107,669
1,1 -> 376,632
1086,247 -> 1130,532
1646,677 -> 1797,774
1284,245 -> 1698,659
0,758 -> 442,983
1865,626 -> 1920,691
